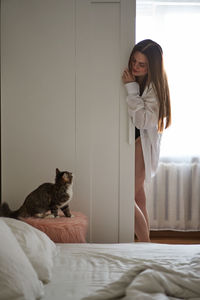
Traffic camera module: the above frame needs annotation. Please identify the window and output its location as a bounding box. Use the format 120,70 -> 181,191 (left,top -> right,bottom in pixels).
136,0 -> 200,159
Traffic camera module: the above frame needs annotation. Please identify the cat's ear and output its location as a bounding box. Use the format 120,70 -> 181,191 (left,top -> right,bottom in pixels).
56,168 -> 60,175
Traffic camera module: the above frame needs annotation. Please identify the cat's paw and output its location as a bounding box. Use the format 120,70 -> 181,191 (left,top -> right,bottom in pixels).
65,214 -> 74,218
45,214 -> 55,219
35,213 -> 45,218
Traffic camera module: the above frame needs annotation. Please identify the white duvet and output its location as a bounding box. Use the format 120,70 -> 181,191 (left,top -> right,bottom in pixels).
42,243 -> 200,300
83,254 -> 200,300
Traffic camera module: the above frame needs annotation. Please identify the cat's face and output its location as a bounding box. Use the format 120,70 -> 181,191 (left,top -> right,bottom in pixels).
62,172 -> 73,184
56,168 -> 73,184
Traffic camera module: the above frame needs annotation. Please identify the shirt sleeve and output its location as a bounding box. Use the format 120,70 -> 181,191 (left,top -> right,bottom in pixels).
125,82 -> 159,129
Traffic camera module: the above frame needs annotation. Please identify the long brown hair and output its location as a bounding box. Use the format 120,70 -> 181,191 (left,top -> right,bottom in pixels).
128,39 -> 171,132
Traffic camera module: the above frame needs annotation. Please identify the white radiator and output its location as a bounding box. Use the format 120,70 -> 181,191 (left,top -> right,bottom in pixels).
146,160 -> 200,231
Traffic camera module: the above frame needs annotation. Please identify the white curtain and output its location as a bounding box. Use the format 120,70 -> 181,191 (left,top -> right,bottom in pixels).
136,0 -> 200,230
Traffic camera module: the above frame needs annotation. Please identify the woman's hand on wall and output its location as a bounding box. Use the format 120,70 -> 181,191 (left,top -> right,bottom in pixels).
122,68 -> 135,84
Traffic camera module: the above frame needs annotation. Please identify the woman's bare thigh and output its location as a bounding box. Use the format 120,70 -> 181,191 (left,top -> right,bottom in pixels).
135,137 -> 145,195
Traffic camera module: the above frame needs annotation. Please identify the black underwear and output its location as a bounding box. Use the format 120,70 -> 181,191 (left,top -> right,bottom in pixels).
135,127 -> 140,140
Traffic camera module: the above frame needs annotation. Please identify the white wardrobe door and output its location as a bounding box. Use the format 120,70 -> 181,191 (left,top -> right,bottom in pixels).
1,0 -> 76,208
75,0 -> 135,242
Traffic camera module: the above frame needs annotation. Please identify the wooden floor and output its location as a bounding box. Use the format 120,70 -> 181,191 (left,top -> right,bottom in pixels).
150,231 -> 200,244
136,231 -> 200,244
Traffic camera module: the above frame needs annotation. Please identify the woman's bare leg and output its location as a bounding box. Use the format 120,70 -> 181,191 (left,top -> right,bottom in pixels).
135,185 -> 150,231
135,203 -> 150,242
134,137 -> 150,242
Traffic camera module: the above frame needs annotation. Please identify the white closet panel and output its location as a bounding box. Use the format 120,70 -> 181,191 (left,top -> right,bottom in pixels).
75,0 -> 135,242
1,0 -> 76,208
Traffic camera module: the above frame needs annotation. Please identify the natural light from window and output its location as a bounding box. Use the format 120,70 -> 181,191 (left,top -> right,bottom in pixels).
136,0 -> 200,159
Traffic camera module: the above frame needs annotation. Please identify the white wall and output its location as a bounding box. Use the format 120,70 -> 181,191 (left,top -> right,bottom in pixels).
1,0 -> 135,243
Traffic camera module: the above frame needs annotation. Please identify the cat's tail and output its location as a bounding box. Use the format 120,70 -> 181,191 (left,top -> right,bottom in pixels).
0,202 -> 20,219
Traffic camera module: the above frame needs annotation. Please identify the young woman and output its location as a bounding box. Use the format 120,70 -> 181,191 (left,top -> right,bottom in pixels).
122,39 -> 171,242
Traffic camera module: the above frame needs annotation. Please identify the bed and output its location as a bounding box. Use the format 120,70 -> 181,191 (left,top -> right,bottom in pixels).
1,217 -> 200,300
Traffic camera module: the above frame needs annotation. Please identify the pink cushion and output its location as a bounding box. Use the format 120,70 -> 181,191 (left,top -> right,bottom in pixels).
22,211 -> 88,243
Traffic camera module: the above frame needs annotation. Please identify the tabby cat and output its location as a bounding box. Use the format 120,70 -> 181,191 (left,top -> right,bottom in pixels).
0,168 -> 73,219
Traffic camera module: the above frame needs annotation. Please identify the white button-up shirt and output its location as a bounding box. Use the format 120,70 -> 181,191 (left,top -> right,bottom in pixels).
125,81 -> 162,182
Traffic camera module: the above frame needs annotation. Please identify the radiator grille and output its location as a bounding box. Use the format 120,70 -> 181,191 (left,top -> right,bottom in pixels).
146,162 -> 200,231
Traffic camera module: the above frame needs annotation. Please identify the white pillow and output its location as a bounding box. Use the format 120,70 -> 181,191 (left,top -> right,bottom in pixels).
2,217 -> 57,283
0,219 -> 44,300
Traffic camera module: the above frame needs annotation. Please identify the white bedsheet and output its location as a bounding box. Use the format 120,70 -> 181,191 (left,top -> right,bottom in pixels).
83,254 -> 200,300
43,243 -> 200,300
